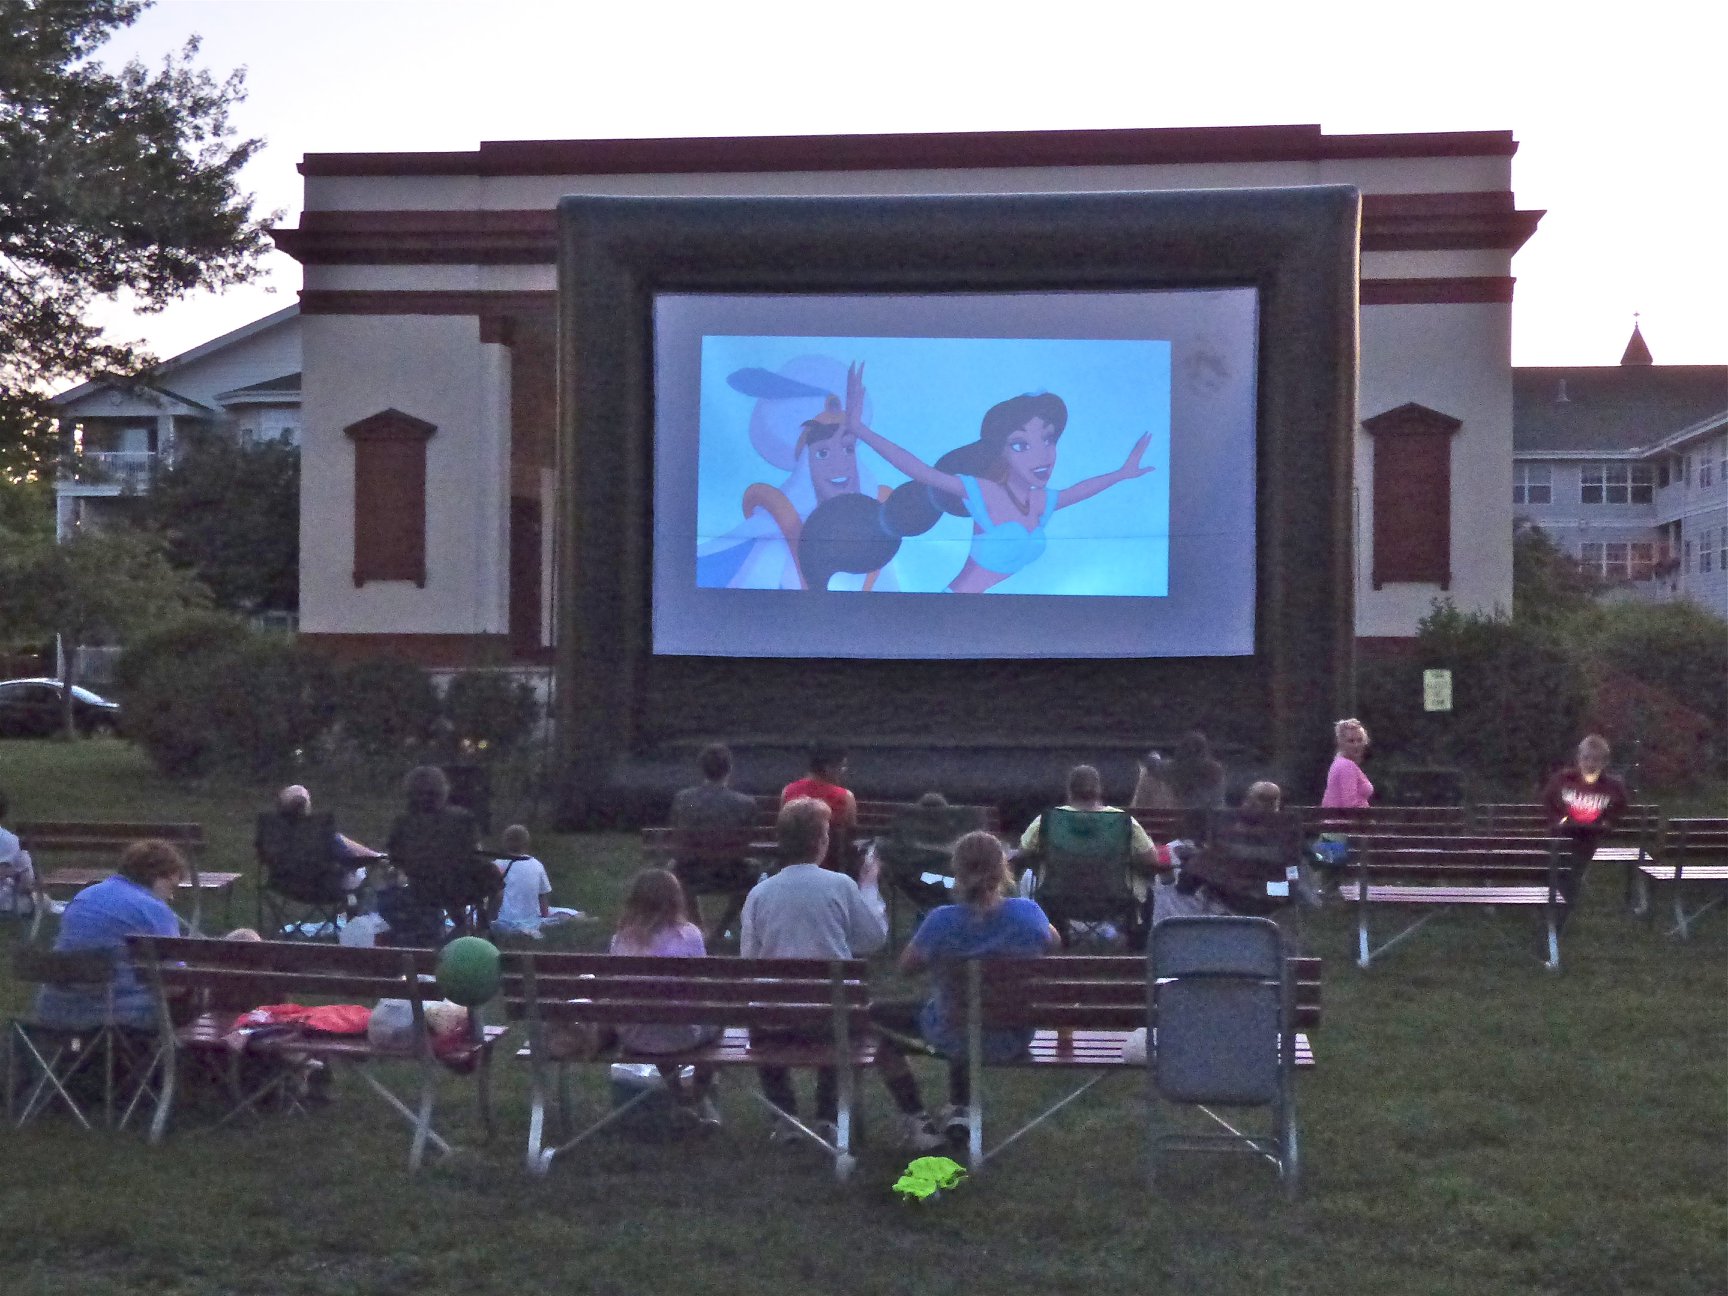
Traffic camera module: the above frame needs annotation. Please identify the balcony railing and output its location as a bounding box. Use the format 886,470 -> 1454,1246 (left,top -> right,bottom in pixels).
58,450 -> 158,490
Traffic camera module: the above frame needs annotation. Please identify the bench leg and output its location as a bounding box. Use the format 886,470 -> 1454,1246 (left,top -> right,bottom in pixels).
1544,906 -> 1561,972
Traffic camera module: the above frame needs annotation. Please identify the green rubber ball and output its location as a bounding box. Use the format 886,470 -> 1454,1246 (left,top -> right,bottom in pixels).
436,936 -> 501,1006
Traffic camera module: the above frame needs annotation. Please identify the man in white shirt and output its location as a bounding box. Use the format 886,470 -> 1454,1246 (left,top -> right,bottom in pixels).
741,798 -> 943,1150
0,789 -> 35,916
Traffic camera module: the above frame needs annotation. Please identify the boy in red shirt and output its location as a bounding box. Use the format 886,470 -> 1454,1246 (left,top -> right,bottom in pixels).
781,744 -> 858,871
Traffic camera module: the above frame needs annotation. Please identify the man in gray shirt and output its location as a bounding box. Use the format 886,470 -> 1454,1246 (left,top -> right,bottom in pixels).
669,744 -> 760,941
742,798 -> 943,1151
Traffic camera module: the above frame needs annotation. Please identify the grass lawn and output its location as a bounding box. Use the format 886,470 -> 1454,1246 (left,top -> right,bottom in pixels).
0,738 -> 1723,1296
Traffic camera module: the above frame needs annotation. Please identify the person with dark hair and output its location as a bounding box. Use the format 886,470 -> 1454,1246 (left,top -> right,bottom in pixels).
798,363 -> 1152,592
0,787 -> 35,916
1163,731 -> 1227,811
383,765 -> 497,939
1541,734 -> 1629,929
670,743 -> 760,941
35,840 -> 188,1029
780,743 -> 858,839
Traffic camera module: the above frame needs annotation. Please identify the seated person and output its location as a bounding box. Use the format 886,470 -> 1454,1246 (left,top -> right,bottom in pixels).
669,743 -> 759,941
1541,733 -> 1629,931
0,787 -> 36,916
1020,764 -> 1162,940
256,784 -> 381,903
781,742 -> 858,871
740,797 -> 942,1149
1155,781 -> 1310,942
883,831 -> 1061,1138
604,867 -> 723,1127
491,824 -> 567,936
35,839 -> 186,1031
384,765 -> 499,937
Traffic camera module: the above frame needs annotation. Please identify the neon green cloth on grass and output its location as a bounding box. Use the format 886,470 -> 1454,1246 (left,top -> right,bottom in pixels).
893,1156 -> 968,1201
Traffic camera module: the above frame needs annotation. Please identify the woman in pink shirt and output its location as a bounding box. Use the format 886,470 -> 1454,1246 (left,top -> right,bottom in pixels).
1321,718 -> 1374,809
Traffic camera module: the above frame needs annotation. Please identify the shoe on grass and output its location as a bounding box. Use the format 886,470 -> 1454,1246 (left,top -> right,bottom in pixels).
941,1104 -> 973,1139
899,1111 -> 946,1152
692,1096 -> 722,1128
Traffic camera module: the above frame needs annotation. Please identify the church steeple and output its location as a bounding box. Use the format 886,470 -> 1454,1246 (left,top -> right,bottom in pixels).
1620,316 -> 1653,366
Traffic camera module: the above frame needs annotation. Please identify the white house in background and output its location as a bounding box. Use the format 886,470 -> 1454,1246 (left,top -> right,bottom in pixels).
48,305 -> 302,539
271,123 -> 1545,668
1512,326 -> 1728,616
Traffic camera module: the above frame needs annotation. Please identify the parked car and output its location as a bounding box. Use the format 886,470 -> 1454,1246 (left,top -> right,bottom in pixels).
0,678 -> 122,738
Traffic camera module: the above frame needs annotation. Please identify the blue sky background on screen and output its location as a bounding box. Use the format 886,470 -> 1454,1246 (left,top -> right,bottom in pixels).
694,336 -> 1172,596
86,0 -> 1724,368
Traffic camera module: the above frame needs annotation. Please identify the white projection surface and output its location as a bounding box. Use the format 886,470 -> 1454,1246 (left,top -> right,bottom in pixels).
651,289 -> 1258,659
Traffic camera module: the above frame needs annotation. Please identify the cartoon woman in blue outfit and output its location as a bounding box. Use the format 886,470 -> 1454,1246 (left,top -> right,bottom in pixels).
839,363 -> 1153,593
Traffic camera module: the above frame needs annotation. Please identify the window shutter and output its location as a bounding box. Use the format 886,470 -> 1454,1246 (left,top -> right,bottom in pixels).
1363,402 -> 1462,590
344,409 -> 436,587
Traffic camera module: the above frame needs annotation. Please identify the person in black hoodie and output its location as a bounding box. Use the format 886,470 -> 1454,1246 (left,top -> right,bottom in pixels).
1540,734 -> 1629,929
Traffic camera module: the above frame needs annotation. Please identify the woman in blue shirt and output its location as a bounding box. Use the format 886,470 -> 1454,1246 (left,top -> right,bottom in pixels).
890,831 -> 1060,1136
36,839 -> 185,1030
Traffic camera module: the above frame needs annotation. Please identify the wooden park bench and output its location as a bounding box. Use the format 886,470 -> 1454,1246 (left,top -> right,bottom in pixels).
1470,803 -> 1663,910
504,951 -> 873,1179
17,821 -> 239,939
1634,817 -> 1728,939
950,946 -> 1322,1192
1345,835 -> 1566,969
129,935 -> 507,1170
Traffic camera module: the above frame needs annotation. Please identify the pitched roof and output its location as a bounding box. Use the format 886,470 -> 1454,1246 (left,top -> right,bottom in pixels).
1512,365 -> 1728,454
215,372 -> 301,403
1620,322 -> 1653,366
49,304 -> 300,405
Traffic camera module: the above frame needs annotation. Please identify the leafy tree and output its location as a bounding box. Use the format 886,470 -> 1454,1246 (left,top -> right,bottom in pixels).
139,436 -> 298,612
0,525 -> 207,735
0,0 -> 271,471
1511,520 -> 1606,629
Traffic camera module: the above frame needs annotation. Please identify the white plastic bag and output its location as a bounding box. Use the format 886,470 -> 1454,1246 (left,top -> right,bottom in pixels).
339,912 -> 389,948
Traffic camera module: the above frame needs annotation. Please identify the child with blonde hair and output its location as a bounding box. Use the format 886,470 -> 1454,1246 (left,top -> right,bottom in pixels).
607,868 -> 721,1126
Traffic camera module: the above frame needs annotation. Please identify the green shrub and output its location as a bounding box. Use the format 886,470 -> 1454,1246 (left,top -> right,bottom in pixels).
332,658 -> 440,755
114,611 -> 250,696
122,617 -> 335,778
200,638 -> 337,776
1586,601 -> 1728,737
442,672 -> 541,754
1358,603 -> 1590,796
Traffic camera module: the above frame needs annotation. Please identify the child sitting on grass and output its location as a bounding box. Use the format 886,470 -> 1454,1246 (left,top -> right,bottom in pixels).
606,868 -> 722,1127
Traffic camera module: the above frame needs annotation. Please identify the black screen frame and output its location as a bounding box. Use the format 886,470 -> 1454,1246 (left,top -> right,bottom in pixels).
556,187 -> 1359,816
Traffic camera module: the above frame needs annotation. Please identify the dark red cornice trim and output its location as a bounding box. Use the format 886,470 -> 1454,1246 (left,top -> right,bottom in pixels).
298,632 -> 541,668
271,191 -> 1541,266
299,125 -> 1518,178
1360,276 -> 1515,305
297,276 -> 1518,318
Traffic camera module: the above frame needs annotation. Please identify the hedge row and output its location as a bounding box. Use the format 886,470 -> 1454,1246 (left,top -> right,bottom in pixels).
116,614 -> 541,778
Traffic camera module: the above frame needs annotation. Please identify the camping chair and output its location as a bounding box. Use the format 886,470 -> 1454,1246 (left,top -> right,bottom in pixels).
877,804 -> 989,943
254,812 -> 351,940
390,812 -> 498,938
6,946 -> 161,1132
1148,916 -> 1299,1197
1035,808 -> 1140,949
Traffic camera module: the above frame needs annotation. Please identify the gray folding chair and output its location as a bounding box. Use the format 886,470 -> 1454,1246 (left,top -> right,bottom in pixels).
1148,916 -> 1299,1197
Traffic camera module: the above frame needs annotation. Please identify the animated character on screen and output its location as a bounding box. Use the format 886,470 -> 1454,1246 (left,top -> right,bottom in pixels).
694,361 -> 900,591
798,362 -> 1153,593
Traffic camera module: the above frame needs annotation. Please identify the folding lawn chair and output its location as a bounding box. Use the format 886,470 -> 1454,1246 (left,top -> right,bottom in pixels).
1148,916 -> 1300,1197
1035,808 -> 1141,949
6,945 -> 162,1132
255,811 -> 351,940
